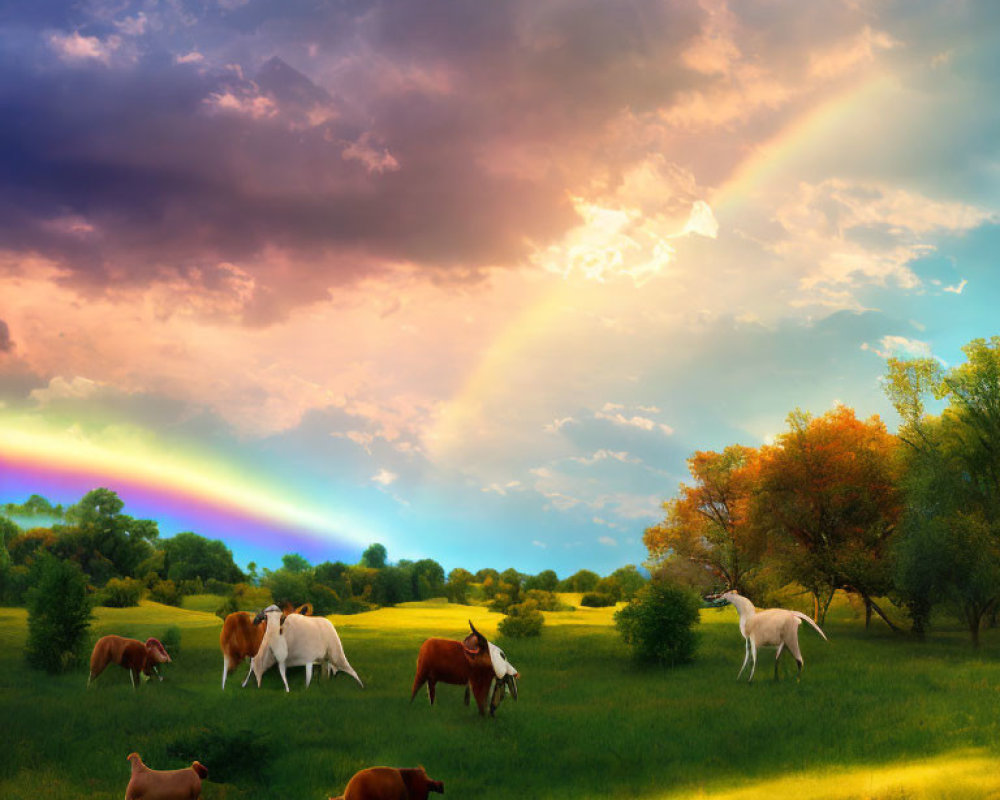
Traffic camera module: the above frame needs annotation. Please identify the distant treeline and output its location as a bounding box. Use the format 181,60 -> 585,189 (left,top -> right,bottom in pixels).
0,490 -> 647,616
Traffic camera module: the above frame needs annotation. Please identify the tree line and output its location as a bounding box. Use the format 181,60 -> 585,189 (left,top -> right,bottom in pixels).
644,336 -> 1000,646
0,491 -> 647,617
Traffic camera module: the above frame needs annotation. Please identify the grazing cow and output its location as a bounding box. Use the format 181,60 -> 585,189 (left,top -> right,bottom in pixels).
88,636 -> 171,689
250,604 -> 364,692
220,602 -> 312,689
411,621 -> 519,717
125,753 -> 207,800
330,766 -> 444,800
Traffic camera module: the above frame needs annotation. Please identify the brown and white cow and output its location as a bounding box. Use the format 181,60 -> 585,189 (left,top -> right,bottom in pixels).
330,766 -> 444,800
220,602 -> 312,689
88,635 -> 171,689
410,621 -> 518,716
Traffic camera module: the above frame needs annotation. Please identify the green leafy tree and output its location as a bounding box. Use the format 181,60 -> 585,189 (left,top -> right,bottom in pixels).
446,567 -> 474,604
561,569 -> 600,592
361,543 -> 388,569
498,599 -> 544,638
25,555 -> 93,673
524,569 -> 559,592
58,488 -> 159,579
411,559 -> 446,600
610,565 -> 647,601
162,532 -> 244,584
281,553 -> 311,574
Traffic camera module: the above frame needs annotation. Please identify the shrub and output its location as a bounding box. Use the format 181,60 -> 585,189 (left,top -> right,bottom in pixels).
580,592 -> 616,608
614,579 -> 700,666
524,589 -> 570,611
498,600 -> 544,638
99,577 -> 143,607
205,578 -> 235,595
167,728 -> 270,784
160,626 -> 182,657
149,579 -> 183,606
25,555 -> 93,673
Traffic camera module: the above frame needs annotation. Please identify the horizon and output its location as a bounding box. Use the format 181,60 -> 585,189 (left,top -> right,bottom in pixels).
3,1 -> 1000,576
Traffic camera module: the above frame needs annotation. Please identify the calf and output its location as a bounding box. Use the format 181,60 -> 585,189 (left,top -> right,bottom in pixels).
410,621 -> 519,716
220,602 -> 312,689
125,753 -> 207,800
88,635 -> 171,689
331,766 -> 444,800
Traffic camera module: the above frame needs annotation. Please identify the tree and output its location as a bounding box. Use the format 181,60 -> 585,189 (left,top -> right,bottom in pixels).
281,553 -> 311,574
754,407 -> 902,626
162,532 -> 244,584
25,554 -> 93,673
645,445 -> 764,596
610,565 -> 647,601
361,543 -> 388,569
886,339 -> 1000,642
524,569 -> 559,592
560,569 -> 599,592
411,559 -> 446,600
58,488 -> 159,580
446,568 -> 474,604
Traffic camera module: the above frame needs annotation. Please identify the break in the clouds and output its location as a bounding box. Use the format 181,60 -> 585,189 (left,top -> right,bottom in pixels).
4,1 -> 1000,574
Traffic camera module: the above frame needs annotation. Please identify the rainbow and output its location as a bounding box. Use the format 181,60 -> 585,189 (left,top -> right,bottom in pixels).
0,410 -> 377,565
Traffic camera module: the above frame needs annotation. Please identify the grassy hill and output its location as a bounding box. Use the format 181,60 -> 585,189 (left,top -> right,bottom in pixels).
1,596 -> 999,799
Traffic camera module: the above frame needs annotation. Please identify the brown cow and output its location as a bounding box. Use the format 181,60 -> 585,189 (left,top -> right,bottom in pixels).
411,621 -> 504,716
220,602 -> 312,689
330,766 -> 444,800
125,752 -> 207,800
88,635 -> 171,689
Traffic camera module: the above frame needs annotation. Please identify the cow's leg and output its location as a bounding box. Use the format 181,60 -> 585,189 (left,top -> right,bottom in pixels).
129,669 -> 137,689
774,642 -> 785,681
241,661 -> 255,688
222,656 -> 230,690
471,678 -> 490,716
464,684 -> 471,706
787,633 -> 804,681
427,680 -> 437,705
736,637 -> 751,680
278,661 -> 290,692
305,662 -> 313,688
410,671 -> 426,703
747,639 -> 758,683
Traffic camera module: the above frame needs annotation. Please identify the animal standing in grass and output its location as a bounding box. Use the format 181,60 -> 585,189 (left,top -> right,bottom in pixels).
330,766 -> 444,800
88,635 -> 171,689
124,752 -> 207,800
220,601 -> 313,689
250,604 -> 363,692
411,621 -> 519,717
711,590 -> 827,682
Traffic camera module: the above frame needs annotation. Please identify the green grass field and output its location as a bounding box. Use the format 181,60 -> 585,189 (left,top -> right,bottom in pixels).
2,596 -> 1000,800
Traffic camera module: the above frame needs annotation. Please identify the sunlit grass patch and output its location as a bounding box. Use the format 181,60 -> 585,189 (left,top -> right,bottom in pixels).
665,750 -> 1000,800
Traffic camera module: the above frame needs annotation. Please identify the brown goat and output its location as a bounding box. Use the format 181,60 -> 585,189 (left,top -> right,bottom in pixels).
88,635 -> 171,689
330,766 -> 444,800
220,602 -> 312,689
410,621 -> 496,716
125,752 -> 207,800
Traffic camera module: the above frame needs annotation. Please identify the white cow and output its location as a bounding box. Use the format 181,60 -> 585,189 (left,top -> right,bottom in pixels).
250,605 -> 364,692
486,641 -> 519,713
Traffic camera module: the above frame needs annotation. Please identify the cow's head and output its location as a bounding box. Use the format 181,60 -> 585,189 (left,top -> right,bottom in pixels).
487,642 -> 519,715
400,767 -> 444,796
253,604 -> 282,625
462,620 -> 489,662
144,638 -> 171,664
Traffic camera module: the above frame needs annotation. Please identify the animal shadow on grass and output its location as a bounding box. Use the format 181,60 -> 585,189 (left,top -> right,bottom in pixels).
166,727 -> 271,784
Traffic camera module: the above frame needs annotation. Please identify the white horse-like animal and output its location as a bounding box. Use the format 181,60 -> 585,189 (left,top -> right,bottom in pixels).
251,605 -> 363,692
713,590 -> 827,682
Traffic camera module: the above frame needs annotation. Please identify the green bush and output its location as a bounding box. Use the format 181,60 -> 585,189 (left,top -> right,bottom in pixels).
167,727 -> 270,784
99,576 -> 143,607
614,579 -> 700,666
149,579 -> 183,606
25,555 -> 93,673
498,600 -> 544,638
160,626 -> 182,657
580,592 -> 616,607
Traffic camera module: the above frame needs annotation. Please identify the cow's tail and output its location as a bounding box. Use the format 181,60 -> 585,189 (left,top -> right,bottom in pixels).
791,610 -> 828,640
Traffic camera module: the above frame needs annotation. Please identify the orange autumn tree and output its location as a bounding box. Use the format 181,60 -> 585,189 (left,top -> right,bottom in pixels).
755,406 -> 902,626
644,444 -> 765,595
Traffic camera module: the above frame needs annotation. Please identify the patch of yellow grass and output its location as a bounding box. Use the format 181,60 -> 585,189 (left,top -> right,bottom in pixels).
670,751 -> 1000,800
93,600 -> 221,629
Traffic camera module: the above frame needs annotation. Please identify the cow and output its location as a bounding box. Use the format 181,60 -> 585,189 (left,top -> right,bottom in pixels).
88,636 -> 171,689
410,621 -> 519,717
219,602 -> 313,689
125,752 -> 207,800
250,604 -> 363,692
330,766 -> 444,800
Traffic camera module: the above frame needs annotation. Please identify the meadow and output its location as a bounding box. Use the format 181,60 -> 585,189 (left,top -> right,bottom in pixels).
1,596 -> 1000,800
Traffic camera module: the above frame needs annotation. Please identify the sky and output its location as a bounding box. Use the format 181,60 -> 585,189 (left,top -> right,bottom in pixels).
2,0 -> 1000,577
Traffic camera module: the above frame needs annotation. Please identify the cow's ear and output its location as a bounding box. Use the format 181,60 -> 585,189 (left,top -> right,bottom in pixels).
279,614 -> 287,632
